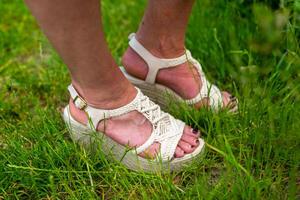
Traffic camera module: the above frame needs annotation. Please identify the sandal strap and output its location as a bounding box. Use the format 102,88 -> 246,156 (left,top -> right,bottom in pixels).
68,84 -> 185,161
159,119 -> 185,160
135,116 -> 184,161
186,59 -> 223,110
68,84 -> 139,128
185,82 -> 223,110
128,33 -> 223,110
129,33 -> 193,84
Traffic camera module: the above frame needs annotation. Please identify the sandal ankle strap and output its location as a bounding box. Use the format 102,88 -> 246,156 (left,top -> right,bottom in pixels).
128,33 -> 193,84
68,84 -> 140,129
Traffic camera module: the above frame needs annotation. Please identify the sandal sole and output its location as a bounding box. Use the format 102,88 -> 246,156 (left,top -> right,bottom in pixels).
120,66 -> 238,113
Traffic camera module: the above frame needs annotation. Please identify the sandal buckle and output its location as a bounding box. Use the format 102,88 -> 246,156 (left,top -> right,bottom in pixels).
73,95 -> 87,110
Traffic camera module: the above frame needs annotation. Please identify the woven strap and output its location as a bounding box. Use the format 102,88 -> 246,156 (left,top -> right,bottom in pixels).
128,33 -> 223,110
68,84 -> 184,161
184,58 -> 223,110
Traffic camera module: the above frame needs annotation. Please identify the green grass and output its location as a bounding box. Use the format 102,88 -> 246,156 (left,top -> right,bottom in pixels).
0,0 -> 300,199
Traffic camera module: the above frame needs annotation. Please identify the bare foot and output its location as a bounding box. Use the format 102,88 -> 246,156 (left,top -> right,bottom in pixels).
69,85 -> 201,159
122,47 -> 236,109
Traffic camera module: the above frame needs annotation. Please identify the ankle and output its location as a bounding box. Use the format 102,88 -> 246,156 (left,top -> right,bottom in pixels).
71,80 -> 137,109
135,32 -> 185,58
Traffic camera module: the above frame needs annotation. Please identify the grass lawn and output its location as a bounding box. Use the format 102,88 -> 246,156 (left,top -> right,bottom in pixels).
1,0 -> 300,199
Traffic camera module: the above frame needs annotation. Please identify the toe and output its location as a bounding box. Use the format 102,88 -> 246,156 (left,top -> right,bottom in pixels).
222,91 -> 238,109
181,134 -> 199,147
174,147 -> 185,158
174,125 -> 200,157
222,91 -> 231,107
178,140 -> 195,154
183,126 -> 200,138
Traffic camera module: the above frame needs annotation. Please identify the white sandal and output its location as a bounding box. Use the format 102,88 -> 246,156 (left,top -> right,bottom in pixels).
121,33 -> 238,112
62,84 -> 205,173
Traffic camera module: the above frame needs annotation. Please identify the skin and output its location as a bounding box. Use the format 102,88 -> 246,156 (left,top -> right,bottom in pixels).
123,0 -> 235,108
24,0 -> 201,159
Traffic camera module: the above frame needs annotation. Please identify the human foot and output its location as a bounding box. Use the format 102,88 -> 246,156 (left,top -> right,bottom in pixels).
122,34 -> 238,111
68,84 -> 201,159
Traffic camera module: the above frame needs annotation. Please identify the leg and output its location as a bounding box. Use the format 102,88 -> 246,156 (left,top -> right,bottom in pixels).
123,0 -> 233,108
25,0 -> 136,108
136,0 -> 193,58
25,0 -> 199,158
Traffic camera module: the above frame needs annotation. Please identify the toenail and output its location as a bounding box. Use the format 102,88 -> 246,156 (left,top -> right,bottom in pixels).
192,128 -> 199,134
230,95 -> 236,100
